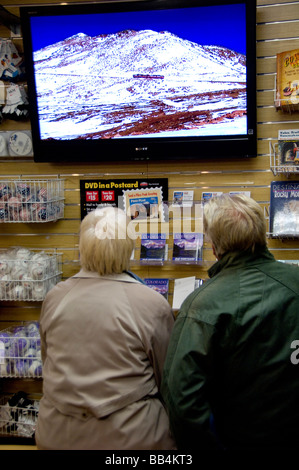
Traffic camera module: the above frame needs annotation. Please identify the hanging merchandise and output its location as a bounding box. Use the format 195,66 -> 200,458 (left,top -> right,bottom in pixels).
0,38 -> 24,81
0,247 -> 62,301
2,83 -> 29,120
0,392 -> 39,438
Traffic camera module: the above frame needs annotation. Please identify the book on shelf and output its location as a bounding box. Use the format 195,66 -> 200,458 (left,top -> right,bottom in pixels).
269,180 -> 299,238
276,130 -> 299,169
278,140 -> 299,168
144,278 -> 169,299
140,233 -> 167,262
172,232 -> 203,262
275,48 -> 299,110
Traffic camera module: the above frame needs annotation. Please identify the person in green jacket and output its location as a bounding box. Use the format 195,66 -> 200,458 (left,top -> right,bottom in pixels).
161,193 -> 299,450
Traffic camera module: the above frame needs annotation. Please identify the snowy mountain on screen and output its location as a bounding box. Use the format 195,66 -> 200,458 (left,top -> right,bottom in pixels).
33,29 -> 247,140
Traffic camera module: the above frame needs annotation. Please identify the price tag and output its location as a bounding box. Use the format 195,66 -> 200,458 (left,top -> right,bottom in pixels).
101,190 -> 115,202
86,191 -> 99,202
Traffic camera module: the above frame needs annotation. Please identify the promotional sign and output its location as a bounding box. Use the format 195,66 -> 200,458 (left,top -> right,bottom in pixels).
80,178 -> 168,221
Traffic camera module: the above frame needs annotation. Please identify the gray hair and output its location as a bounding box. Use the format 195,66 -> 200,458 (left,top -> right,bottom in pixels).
203,194 -> 267,258
79,206 -> 135,275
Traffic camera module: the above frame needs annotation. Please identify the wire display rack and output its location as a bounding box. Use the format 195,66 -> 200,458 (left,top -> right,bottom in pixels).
0,177 -> 64,222
0,392 -> 39,439
0,247 -> 62,301
0,322 -> 42,379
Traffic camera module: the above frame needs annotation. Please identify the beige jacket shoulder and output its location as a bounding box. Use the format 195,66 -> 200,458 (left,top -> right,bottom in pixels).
39,270 -> 174,420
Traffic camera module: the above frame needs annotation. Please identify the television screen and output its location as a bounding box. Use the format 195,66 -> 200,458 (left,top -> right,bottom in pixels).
20,0 -> 257,163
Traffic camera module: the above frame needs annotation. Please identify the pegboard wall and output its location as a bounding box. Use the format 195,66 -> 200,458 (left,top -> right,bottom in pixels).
0,0 -> 299,398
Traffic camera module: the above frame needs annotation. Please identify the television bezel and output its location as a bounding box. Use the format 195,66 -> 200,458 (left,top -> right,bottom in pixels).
20,0 -> 257,163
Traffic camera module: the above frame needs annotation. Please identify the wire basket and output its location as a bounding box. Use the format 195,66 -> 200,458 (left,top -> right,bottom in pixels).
0,247 -> 62,301
0,392 -> 39,438
0,177 -> 64,222
0,322 -> 42,379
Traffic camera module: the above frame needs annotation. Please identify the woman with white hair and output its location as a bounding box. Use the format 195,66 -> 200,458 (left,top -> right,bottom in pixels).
35,206 -> 175,450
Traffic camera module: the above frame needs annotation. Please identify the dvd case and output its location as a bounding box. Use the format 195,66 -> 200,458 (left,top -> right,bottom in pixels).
172,232 -> 203,262
140,233 -> 167,262
144,278 -> 169,299
269,180 -> 299,237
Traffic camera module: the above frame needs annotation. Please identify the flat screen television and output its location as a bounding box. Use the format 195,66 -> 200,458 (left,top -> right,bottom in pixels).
20,0 -> 257,163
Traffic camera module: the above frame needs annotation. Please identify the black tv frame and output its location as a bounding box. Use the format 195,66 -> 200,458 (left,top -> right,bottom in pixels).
20,0 -> 257,163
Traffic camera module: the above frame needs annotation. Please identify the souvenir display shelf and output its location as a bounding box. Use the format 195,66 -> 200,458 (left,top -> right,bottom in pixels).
0,248 -> 62,302
0,177 -> 64,223
0,322 -> 42,379
0,393 -> 40,440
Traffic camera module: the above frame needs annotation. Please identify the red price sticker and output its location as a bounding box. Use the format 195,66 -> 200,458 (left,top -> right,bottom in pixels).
86,191 -> 99,202
101,191 -> 115,202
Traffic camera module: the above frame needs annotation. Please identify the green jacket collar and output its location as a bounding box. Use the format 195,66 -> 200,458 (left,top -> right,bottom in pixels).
208,245 -> 275,279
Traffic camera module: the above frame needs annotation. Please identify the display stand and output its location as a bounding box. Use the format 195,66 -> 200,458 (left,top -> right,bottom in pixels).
0,247 -> 62,301
0,177 -> 64,223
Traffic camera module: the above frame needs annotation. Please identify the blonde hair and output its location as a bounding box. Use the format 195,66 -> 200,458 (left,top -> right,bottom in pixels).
203,194 -> 267,258
79,206 -> 135,275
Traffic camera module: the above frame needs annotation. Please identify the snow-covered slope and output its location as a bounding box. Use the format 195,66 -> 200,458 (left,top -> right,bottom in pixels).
33,29 -> 247,139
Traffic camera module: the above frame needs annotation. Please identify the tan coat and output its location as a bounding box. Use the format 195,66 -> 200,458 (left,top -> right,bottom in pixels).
35,270 -> 176,450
